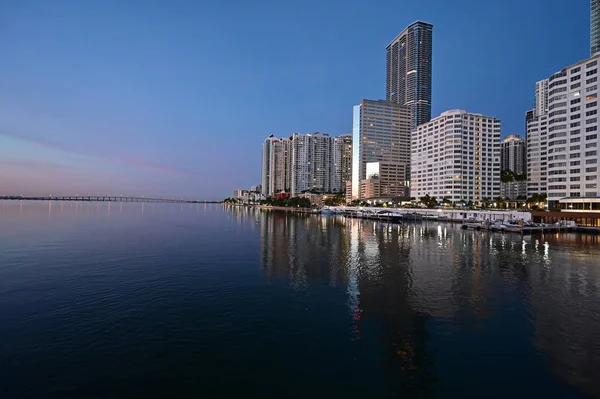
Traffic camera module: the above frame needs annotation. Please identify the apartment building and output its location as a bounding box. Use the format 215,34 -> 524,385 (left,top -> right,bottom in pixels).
411,110 -> 501,203
545,53 -> 600,207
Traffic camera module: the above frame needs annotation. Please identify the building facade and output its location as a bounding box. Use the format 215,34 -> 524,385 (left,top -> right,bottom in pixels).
386,21 -> 433,130
593,0 -> 600,55
543,54 -> 600,207
291,132 -> 332,196
526,114 -> 549,196
269,137 -> 292,195
351,99 -> 412,201
500,135 -> 527,200
360,161 -> 407,199
501,135 -> 527,175
261,136 -> 279,196
411,110 -> 501,203
331,134 -> 352,194
535,79 -> 549,117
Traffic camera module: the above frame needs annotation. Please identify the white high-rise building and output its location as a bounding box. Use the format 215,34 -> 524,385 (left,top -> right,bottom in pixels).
261,136 -> 279,196
261,136 -> 292,197
527,114 -> 548,196
291,132 -> 333,196
544,53 -> 600,207
411,110 -> 501,203
269,137 -> 292,195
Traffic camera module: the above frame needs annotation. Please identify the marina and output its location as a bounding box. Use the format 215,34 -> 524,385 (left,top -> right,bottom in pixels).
320,206 -> 585,234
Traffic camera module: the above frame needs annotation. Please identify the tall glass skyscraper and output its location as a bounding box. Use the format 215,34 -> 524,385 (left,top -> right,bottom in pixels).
386,21 -> 433,130
351,99 -> 412,200
592,0 -> 600,55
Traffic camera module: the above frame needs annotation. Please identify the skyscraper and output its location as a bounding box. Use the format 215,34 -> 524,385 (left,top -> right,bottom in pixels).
261,136 -> 292,197
331,134 -> 352,194
592,0 -> 600,55
261,136 -> 279,196
411,110 -> 501,203
526,114 -> 548,197
270,137 -> 292,195
542,54 -> 600,208
291,132 -> 333,196
501,135 -> 527,200
501,135 -> 527,175
351,99 -> 412,200
386,21 -> 433,129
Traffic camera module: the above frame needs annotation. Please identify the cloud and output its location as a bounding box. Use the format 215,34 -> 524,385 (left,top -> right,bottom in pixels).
0,158 -> 74,171
0,130 -> 190,177
0,130 -> 84,155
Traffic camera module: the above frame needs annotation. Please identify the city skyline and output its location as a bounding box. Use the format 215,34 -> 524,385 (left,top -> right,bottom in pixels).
0,0 -> 591,199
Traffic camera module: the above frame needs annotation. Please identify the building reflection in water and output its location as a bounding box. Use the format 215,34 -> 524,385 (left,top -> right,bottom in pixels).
257,210 -> 435,394
230,207 -> 600,397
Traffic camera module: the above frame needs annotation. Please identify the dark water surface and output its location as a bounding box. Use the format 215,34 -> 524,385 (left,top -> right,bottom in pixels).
1,202 -> 600,398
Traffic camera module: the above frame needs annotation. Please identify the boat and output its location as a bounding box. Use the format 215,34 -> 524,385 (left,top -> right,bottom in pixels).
461,219 -> 484,230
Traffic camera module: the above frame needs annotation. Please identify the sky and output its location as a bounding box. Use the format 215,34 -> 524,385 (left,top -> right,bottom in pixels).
0,0 -> 591,199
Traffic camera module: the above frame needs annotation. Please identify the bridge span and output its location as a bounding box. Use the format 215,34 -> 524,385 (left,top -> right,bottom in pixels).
0,195 -> 218,204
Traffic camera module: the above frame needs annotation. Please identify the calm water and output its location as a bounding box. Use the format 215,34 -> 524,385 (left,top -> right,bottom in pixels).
1,202 -> 600,398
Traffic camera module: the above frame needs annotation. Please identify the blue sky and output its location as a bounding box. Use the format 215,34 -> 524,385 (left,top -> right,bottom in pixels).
0,0 -> 590,199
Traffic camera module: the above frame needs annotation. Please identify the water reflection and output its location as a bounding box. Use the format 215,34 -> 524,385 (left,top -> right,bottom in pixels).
244,208 -> 600,397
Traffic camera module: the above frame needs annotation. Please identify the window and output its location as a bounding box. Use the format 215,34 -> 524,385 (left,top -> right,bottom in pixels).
587,61 -> 597,68
571,98 -> 581,104
586,101 -> 597,108
587,77 -> 598,84
586,118 -> 597,124
571,74 -> 581,81
570,169 -> 581,174
586,159 -> 598,164
587,94 -> 598,100
586,151 -> 598,157
571,114 -> 581,120
570,185 -> 581,189
586,110 -> 598,116
586,175 -> 597,180
570,145 -> 581,151
570,176 -> 581,181
586,184 -> 597,189
587,69 -> 598,76
571,106 -> 581,112
587,85 -> 598,92
586,167 -> 598,172
571,161 -> 581,166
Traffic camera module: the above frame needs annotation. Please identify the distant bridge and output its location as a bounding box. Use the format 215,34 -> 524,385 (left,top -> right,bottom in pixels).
0,195 -> 220,204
